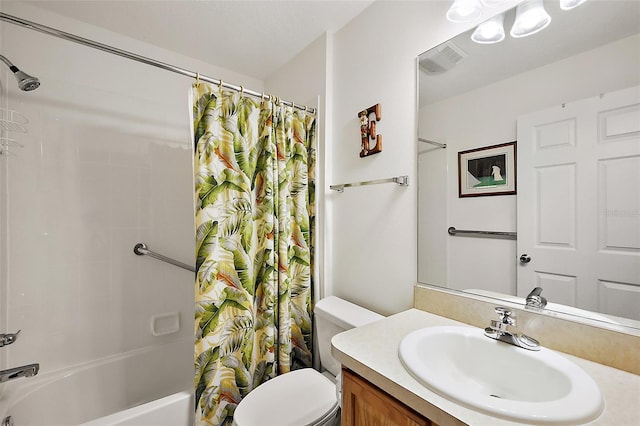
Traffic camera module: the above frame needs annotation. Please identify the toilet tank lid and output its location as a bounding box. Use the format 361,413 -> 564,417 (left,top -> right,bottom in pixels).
315,296 -> 384,329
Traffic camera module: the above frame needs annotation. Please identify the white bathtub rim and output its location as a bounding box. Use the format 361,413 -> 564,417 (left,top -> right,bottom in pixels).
0,335 -> 192,417
80,390 -> 194,426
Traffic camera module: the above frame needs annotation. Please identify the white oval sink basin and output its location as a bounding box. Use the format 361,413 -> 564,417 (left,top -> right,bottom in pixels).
399,326 -> 603,424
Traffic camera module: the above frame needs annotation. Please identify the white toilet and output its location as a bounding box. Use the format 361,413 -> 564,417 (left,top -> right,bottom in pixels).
232,296 -> 383,426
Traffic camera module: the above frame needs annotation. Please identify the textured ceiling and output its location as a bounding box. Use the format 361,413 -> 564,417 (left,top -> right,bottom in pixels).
21,0 -> 374,80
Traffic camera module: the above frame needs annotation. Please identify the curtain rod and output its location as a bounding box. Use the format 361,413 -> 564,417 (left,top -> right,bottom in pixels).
0,12 -> 316,115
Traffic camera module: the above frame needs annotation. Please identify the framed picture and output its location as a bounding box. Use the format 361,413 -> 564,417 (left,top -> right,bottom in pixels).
458,141 -> 516,197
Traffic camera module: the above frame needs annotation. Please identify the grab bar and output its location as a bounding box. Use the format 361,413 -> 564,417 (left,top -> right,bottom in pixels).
330,175 -> 409,192
133,243 -> 195,272
448,226 -> 517,239
418,137 -> 446,149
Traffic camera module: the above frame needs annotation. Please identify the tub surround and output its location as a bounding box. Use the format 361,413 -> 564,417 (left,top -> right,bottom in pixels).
332,309 -> 640,426
0,338 -> 192,425
414,285 -> 640,375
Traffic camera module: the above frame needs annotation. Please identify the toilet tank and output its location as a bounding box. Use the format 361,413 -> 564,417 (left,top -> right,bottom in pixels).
314,296 -> 384,377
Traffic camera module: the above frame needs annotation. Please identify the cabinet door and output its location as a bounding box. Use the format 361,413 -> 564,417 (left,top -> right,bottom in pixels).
341,369 -> 433,426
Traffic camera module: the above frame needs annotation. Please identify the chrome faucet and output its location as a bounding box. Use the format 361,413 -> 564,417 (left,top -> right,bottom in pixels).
0,363 -> 39,383
484,307 -> 540,351
525,287 -> 547,310
0,330 -> 21,348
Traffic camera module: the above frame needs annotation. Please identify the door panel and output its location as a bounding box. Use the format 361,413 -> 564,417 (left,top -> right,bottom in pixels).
517,86 -> 640,320
536,164 -> 576,247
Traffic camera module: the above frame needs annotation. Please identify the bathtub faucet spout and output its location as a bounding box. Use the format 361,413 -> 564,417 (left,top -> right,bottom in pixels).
0,363 -> 39,383
0,330 -> 21,347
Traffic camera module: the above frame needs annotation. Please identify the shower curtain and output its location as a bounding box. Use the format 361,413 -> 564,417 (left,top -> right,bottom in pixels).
192,83 -> 316,425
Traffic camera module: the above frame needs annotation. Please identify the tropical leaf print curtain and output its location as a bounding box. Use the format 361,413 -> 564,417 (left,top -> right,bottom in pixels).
192,83 -> 316,426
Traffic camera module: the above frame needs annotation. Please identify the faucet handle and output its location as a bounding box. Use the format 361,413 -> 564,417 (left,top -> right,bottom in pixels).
494,307 -> 516,326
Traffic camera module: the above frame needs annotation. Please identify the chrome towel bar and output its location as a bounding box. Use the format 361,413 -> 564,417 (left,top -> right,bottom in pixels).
133,243 -> 195,272
418,137 -> 446,149
448,227 -> 517,239
330,175 -> 409,192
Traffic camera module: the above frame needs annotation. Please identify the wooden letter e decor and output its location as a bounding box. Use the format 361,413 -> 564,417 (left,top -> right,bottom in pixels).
358,103 -> 382,158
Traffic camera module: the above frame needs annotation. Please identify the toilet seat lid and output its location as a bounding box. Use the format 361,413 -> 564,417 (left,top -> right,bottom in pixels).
233,368 -> 338,426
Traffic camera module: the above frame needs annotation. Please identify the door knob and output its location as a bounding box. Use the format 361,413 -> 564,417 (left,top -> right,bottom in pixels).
520,254 -> 531,264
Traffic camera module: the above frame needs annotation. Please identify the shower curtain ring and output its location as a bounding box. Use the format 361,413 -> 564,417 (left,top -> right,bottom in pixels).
239,85 -> 244,96
195,72 -> 200,86
291,101 -> 296,110
304,105 -> 308,112
218,79 -> 223,92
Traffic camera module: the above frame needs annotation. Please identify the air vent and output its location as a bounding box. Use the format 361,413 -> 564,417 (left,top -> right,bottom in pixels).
419,42 -> 467,75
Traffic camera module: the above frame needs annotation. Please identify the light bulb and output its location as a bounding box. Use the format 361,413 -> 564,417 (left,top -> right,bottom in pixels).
446,0 -> 483,23
471,13 -> 505,44
560,0 -> 587,10
510,0 -> 551,38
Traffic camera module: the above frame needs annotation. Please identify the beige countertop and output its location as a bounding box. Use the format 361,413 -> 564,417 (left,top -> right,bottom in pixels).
331,308 -> 640,426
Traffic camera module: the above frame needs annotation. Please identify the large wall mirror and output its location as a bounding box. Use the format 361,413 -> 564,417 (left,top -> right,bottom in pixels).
417,0 -> 640,331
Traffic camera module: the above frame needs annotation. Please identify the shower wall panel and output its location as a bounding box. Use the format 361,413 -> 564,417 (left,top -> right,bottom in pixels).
0,1 -> 263,376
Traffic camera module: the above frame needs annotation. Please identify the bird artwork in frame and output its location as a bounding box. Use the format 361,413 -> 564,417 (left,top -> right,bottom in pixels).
458,141 -> 517,197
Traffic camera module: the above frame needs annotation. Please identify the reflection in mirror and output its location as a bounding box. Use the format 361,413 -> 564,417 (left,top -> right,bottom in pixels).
417,0 -> 640,331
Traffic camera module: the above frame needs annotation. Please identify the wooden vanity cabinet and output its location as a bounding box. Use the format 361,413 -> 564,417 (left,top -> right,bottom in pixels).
341,368 -> 437,426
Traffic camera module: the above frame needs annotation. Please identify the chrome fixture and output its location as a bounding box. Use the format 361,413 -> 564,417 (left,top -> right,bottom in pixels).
0,13 -> 314,114
134,243 -> 195,272
447,226 -> 516,239
0,54 -> 40,91
330,175 -> 409,192
2,416 -> 13,426
0,363 -> 39,383
526,287 -> 547,310
0,330 -> 21,347
418,137 -> 447,149
484,307 -> 540,350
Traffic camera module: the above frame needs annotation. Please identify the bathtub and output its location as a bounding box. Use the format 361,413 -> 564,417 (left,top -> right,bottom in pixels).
81,391 -> 193,426
0,338 -> 193,426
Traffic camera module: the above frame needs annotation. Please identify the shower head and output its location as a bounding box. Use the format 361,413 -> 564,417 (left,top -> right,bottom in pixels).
0,54 -> 40,91
13,70 -> 40,91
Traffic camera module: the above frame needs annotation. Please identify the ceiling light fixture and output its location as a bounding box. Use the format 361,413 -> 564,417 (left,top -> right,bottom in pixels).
510,0 -> 552,38
559,0 -> 588,10
481,0 -> 508,6
471,13 -> 505,44
446,0 -> 483,23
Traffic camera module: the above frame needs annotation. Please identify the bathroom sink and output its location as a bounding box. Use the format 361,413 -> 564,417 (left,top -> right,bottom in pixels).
399,326 -> 603,424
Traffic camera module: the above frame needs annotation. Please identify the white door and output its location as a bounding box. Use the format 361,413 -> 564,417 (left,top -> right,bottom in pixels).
517,86 -> 640,320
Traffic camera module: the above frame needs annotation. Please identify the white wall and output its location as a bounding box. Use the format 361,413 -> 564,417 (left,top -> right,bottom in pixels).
327,0 -> 520,316
0,1 -> 261,380
0,0 -> 527,378
264,33 -> 329,303
418,34 -> 640,295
